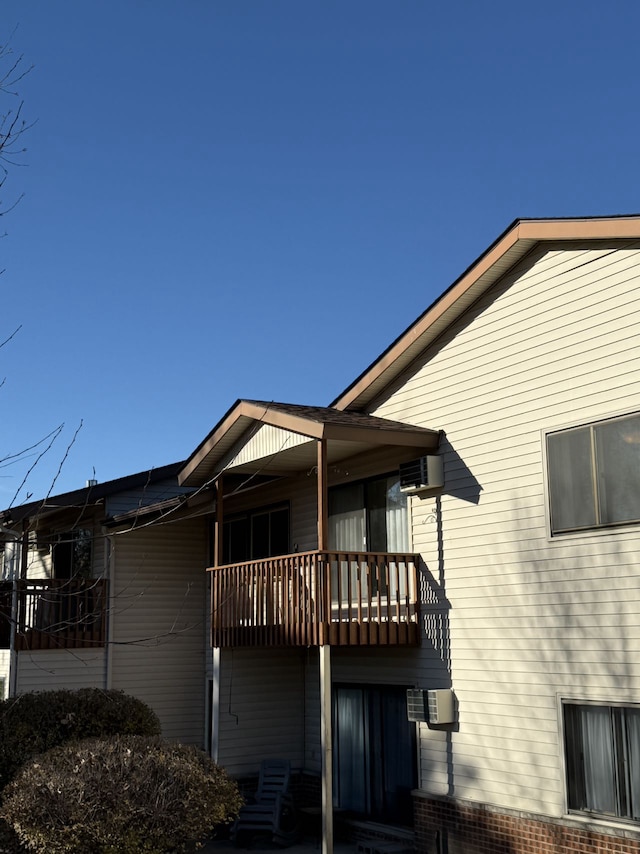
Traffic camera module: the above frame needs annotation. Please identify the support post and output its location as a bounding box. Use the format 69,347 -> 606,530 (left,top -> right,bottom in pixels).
214,476 -> 224,568
317,438 -> 328,550
320,644 -> 333,854
210,647 -> 221,761
210,480 -> 222,760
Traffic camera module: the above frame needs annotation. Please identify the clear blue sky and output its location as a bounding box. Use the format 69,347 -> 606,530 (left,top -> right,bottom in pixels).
1,0 -> 639,506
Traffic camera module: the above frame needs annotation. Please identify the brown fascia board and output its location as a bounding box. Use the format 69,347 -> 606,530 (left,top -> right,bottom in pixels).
332,215 -> 640,412
179,399 -> 441,486
180,400 -> 341,487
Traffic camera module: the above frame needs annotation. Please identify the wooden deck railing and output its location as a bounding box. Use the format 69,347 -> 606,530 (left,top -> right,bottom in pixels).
209,551 -> 420,647
15,578 -> 108,651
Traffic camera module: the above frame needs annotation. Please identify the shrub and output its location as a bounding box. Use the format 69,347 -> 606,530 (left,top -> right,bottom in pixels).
1,735 -> 243,854
0,688 -> 161,789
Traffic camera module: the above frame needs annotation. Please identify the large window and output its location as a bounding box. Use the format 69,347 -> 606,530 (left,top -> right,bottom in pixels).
547,413 -> 640,534
222,504 -> 289,564
564,702 -> 640,821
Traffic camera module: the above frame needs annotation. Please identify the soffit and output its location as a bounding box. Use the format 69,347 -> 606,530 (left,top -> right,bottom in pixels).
179,399 -> 440,486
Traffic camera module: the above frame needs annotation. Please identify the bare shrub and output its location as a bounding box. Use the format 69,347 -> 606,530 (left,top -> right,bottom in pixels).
1,735 -> 243,854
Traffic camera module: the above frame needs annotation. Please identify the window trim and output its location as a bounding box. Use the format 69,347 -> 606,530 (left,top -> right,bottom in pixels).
561,697 -> 640,825
221,501 -> 290,564
544,410 -> 640,538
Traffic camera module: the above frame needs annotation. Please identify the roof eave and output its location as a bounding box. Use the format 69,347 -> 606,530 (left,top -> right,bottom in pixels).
331,215 -> 640,412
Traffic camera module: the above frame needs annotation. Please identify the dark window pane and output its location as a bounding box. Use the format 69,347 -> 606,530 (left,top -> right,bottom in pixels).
548,428 -> 596,532
269,508 -> 289,556
251,513 -> 270,559
595,416 -> 640,525
224,517 -> 249,564
366,478 -> 389,552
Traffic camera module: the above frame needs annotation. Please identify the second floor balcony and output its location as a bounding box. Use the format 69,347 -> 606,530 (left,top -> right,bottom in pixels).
15,578 -> 108,651
209,550 -> 420,648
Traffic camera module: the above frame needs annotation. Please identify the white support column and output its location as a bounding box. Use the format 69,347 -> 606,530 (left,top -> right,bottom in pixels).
320,644 -> 333,854
211,646 -> 221,762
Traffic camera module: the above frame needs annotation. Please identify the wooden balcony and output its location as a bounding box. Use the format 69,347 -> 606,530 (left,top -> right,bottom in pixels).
15,578 -> 108,651
209,551 -> 420,648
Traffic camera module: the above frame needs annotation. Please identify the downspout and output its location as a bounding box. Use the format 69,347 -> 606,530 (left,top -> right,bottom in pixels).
105,532 -> 115,690
0,522 -> 21,699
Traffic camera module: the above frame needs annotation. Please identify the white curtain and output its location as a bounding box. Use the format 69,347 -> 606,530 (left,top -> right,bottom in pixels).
582,706 -> 616,814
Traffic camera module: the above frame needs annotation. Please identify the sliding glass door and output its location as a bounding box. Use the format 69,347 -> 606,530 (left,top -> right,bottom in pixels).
328,475 -> 409,602
333,684 -> 416,824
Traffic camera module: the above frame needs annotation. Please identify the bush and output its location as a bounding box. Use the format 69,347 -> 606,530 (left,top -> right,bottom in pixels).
0,688 -> 161,789
1,735 -> 243,854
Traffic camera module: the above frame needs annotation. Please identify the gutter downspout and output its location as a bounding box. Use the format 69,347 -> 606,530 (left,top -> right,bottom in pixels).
0,523 -> 21,698
105,533 -> 115,690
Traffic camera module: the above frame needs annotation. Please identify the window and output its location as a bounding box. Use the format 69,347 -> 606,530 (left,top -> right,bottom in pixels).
52,529 -> 93,579
564,702 -> 640,821
547,413 -> 640,534
222,504 -> 289,564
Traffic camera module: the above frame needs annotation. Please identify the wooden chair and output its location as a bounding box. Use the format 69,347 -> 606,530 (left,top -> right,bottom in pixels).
232,758 -> 299,847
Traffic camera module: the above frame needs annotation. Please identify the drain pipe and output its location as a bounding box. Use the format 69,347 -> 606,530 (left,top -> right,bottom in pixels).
0,523 -> 21,698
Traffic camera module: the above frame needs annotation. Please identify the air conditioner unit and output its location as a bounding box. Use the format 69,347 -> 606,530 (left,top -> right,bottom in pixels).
407,688 -> 455,725
399,456 -> 444,493
406,688 -> 429,722
427,689 -> 455,725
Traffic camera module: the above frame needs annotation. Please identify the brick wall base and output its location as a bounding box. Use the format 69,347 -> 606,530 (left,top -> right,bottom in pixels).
413,793 -> 640,854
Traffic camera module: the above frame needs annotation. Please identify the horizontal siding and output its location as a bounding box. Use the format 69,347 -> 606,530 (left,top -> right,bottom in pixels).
16,650 -> 105,694
110,518 -> 207,745
373,244 -> 640,819
226,425 -> 308,468
217,648 -> 305,778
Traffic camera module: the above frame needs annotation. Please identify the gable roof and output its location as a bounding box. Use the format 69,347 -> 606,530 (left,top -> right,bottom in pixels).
331,215 -> 640,412
1,461 -> 186,527
179,399 -> 440,486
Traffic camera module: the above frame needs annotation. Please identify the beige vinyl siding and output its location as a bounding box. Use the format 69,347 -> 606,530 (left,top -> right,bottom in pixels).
304,652 -> 321,775
372,244 -> 640,817
109,517 -> 207,744
217,648 -> 305,778
224,424 -> 309,469
16,650 -> 106,694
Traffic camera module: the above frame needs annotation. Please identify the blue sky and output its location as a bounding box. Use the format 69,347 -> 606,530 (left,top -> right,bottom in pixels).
1,0 -> 639,505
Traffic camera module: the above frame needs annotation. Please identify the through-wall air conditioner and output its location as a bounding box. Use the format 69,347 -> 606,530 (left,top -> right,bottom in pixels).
407,688 -> 455,725
399,456 -> 444,493
406,688 -> 429,723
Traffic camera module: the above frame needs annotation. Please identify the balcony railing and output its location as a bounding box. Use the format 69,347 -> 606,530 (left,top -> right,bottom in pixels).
15,578 -> 108,651
209,550 -> 420,647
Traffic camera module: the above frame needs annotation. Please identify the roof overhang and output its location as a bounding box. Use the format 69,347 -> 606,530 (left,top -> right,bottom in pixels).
179,400 -> 440,487
332,215 -> 640,411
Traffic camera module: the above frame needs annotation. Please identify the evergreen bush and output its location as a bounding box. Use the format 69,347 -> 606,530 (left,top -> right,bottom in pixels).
0,688 -> 161,789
